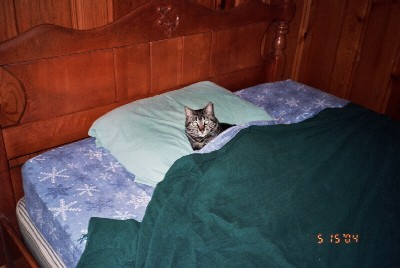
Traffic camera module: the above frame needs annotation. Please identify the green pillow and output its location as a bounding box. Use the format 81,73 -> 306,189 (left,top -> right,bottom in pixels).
89,81 -> 272,186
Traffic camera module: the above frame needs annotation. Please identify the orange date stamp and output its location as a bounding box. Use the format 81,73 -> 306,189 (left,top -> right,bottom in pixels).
317,234 -> 359,244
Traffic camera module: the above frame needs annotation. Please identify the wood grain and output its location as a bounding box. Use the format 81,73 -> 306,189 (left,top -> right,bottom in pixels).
114,43 -> 151,100
182,33 -> 212,85
70,0 -> 113,29
349,1 -> 400,112
2,102 -> 127,160
327,0 -> 370,98
13,0 -> 73,31
5,50 -> 116,124
0,0 -> 17,42
211,23 -> 266,76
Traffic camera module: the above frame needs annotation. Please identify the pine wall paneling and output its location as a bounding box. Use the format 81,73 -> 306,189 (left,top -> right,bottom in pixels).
298,0 -> 350,90
70,0 -> 113,29
0,0 -> 113,43
287,0 -> 400,118
0,0 -> 18,41
384,49 -> 400,120
13,0 -> 73,31
349,0 -> 400,114
112,0 -> 147,20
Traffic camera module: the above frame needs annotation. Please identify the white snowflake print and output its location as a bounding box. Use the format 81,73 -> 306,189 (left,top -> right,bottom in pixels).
49,199 -> 81,221
40,167 -> 69,184
76,146 -> 86,153
67,162 -> 79,169
296,107 -> 313,121
113,211 -> 135,220
77,184 -> 100,196
99,173 -> 112,181
235,91 -> 244,97
103,162 -> 122,173
85,149 -> 107,161
256,95 -> 266,102
312,99 -> 328,108
295,85 -> 307,92
284,98 -> 299,107
127,191 -> 151,209
115,191 -> 127,199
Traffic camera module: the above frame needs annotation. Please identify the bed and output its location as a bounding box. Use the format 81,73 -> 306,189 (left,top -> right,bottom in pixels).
1,0 -> 399,267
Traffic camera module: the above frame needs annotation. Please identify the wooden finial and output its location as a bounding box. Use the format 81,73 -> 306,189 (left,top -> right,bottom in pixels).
267,0 -> 295,81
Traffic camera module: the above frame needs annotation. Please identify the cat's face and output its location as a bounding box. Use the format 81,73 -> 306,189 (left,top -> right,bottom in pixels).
185,102 -> 218,138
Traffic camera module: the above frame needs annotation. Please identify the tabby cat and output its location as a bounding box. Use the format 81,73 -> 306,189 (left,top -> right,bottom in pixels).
185,102 -> 234,150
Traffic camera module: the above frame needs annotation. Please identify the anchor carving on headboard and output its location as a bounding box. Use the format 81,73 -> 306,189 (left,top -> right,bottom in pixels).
0,68 -> 26,126
157,5 -> 180,37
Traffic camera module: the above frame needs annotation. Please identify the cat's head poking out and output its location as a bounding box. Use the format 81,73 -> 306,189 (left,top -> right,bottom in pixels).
184,102 -> 221,150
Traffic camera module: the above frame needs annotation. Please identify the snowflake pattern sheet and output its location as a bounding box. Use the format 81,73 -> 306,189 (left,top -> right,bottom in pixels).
22,139 -> 154,267
21,80 -> 348,267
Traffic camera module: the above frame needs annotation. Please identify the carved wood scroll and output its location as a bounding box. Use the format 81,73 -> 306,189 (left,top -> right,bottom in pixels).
0,68 -> 26,126
157,5 -> 180,37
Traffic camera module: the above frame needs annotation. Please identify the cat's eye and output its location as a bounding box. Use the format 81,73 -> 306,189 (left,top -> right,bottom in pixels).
191,121 -> 198,126
204,120 -> 209,125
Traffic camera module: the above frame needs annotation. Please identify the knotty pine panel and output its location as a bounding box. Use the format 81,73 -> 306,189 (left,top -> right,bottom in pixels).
349,1 -> 400,113
296,0 -> 348,91
327,0 -> 370,98
13,0 -> 73,32
70,0 -> 113,29
384,52 -> 400,120
0,0 -> 17,41
0,0 -> 112,43
385,76 -> 400,120
281,0 -> 309,80
5,50 -> 116,124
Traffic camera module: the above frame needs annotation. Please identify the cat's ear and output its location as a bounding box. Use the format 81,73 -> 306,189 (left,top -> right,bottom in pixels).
184,106 -> 194,118
205,102 -> 214,115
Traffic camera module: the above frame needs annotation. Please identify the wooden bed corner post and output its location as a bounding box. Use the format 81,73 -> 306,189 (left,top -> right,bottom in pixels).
0,130 -> 16,224
267,0 -> 295,81
0,67 -> 26,228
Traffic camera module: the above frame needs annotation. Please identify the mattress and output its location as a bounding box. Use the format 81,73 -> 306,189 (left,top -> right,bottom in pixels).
21,80 -> 348,267
17,198 -> 66,268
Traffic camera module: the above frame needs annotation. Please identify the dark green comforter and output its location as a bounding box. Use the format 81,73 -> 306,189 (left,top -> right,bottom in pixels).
77,104 -> 400,267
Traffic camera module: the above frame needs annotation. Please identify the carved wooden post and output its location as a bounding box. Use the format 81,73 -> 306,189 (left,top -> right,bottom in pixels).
267,0 -> 295,82
0,129 -> 17,228
0,67 -> 25,228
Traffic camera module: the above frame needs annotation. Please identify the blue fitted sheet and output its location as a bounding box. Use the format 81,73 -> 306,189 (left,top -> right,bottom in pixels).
22,80 -> 348,267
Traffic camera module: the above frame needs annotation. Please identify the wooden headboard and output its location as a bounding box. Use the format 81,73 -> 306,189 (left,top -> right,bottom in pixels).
0,0 -> 295,227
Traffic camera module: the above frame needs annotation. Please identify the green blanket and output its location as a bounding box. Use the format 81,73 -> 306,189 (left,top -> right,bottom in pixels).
77,104 -> 400,267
